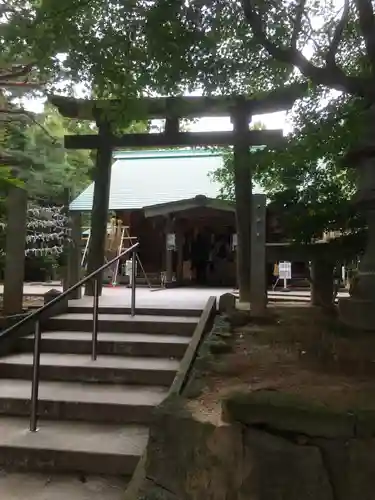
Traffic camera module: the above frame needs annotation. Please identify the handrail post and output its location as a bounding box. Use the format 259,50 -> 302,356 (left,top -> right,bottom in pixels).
92,278 -> 99,360
30,320 -> 42,432
0,242 -> 139,342
131,250 -> 136,317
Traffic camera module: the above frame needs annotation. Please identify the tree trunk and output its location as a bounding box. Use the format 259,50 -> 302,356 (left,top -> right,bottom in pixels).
310,259 -> 334,309
339,105 -> 375,329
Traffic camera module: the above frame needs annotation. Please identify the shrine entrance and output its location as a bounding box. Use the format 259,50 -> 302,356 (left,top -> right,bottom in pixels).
143,198 -> 236,287
50,83 -> 305,312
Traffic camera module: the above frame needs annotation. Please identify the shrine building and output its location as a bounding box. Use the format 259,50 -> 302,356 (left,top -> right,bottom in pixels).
70,148 -> 284,287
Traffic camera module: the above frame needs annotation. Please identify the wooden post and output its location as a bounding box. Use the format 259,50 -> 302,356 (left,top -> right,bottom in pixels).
176,222 -> 184,284
62,188 -> 71,292
85,118 -> 112,296
231,106 -> 252,303
310,258 -> 334,308
67,211 -> 82,299
165,214 -> 174,284
3,186 -> 27,315
251,194 -> 267,315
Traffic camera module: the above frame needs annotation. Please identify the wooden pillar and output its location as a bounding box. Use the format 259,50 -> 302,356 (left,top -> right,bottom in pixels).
62,187 -> 71,292
176,222 -> 184,284
165,214 -> 174,284
67,211 -> 82,299
3,186 -> 27,315
251,194 -> 267,315
231,106 -> 252,303
85,119 -> 112,296
310,258 -> 334,308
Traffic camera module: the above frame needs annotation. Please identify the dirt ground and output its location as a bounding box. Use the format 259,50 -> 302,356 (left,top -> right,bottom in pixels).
191,305 -> 375,420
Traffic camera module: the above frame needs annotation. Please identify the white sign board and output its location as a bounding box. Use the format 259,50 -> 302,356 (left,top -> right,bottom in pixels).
125,259 -> 137,276
167,233 -> 176,250
124,259 -> 137,285
231,233 -> 238,250
279,261 -> 292,280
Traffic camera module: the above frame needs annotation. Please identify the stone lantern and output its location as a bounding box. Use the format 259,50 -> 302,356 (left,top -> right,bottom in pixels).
339,105 -> 375,330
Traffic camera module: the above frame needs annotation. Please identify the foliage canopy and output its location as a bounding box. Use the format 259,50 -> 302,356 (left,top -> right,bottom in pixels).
3,0 -> 375,241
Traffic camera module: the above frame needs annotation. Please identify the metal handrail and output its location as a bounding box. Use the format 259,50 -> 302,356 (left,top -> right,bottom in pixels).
0,241 -> 139,432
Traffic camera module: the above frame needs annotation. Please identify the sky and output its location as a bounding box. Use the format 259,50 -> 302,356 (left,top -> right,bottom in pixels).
189,111 -> 291,134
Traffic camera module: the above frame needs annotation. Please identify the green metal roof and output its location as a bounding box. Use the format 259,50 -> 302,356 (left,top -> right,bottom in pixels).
70,149 -> 224,212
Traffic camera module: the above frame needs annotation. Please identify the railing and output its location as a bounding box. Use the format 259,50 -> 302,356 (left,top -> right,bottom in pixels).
0,242 -> 140,432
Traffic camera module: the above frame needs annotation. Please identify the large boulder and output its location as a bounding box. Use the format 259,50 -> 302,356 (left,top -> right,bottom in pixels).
125,396 -> 333,500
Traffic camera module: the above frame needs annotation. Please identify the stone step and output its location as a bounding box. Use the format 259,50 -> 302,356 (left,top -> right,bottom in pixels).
44,313 -> 197,336
0,416 -> 147,475
67,305 -> 202,317
0,379 -> 167,424
0,353 -> 179,386
0,472 -> 128,500
17,331 -> 191,358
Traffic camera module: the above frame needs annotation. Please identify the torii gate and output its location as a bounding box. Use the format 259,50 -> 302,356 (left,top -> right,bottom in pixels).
49,83 -> 306,307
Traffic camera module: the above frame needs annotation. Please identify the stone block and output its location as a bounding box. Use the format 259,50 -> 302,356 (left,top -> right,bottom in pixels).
127,397 -> 333,500
315,438 -> 375,500
44,289 -> 62,305
218,293 -> 236,314
339,297 -> 375,331
239,428 -> 333,500
222,390 -> 356,438
41,289 -> 69,322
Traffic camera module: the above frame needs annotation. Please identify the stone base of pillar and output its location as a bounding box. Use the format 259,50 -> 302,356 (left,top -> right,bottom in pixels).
338,297 -> 375,330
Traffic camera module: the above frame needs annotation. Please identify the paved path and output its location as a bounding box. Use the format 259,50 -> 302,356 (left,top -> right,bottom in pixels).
0,473 -> 127,500
0,283 -> 350,309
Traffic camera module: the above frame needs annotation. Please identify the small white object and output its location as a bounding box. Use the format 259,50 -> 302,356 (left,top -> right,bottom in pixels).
232,233 -> 238,250
279,261 -> 292,289
167,233 -> 176,250
278,261 -> 292,279
125,260 -> 133,276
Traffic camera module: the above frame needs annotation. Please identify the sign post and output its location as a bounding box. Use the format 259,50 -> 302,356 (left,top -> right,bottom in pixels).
278,261 -> 292,291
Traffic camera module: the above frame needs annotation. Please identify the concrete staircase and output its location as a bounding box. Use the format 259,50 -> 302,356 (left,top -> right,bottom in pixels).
0,306 -> 199,485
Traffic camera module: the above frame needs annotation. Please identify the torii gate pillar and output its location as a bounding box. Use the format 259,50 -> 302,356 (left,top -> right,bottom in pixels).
85,119 -> 112,296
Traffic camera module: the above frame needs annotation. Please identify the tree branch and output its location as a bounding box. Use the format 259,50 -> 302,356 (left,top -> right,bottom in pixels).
0,2 -> 16,16
241,0 -> 371,98
354,0 -> 375,70
291,0 -> 307,51
325,0 -> 350,66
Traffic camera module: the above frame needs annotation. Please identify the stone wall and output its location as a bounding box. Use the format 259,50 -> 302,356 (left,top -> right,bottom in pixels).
127,392 -> 375,500
125,311 -> 375,500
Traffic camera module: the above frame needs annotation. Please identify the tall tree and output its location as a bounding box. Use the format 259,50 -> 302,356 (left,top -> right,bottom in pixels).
2,0 -> 290,96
